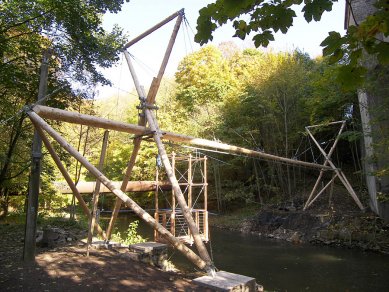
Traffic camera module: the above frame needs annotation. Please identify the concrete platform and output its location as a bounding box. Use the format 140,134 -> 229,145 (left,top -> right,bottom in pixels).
128,242 -> 168,269
128,242 -> 168,253
193,271 -> 257,292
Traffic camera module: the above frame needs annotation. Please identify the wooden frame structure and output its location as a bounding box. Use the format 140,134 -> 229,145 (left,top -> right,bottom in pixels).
303,121 -> 364,210
24,9 -> 363,273
154,152 -> 209,244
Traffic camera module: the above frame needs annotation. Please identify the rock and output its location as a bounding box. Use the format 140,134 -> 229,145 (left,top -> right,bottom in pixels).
290,232 -> 302,244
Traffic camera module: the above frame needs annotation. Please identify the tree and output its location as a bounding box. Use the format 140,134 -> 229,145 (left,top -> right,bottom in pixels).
195,0 -> 389,88
0,0 -> 128,216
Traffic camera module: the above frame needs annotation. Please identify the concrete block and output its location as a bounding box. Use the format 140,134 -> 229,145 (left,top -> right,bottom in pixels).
193,271 -> 256,292
128,242 -> 168,269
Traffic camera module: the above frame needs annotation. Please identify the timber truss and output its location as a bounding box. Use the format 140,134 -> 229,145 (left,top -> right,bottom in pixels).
25,9 -> 364,274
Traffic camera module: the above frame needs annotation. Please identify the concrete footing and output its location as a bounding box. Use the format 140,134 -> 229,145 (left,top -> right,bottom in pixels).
193,271 -> 258,292
128,242 -> 168,269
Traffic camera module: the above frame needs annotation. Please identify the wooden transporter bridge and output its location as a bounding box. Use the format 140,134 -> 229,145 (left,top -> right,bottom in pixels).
24,8 -> 364,289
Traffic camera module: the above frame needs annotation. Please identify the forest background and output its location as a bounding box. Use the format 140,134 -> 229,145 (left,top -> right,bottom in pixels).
0,0 -> 388,219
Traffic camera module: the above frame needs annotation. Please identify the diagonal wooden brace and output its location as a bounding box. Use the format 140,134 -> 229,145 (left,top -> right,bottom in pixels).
30,118 -> 107,240
305,122 -> 364,210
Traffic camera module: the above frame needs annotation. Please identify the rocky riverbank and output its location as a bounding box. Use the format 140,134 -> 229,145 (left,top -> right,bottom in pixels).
210,201 -> 389,254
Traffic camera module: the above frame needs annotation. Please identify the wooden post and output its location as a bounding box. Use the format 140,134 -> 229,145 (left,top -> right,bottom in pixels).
33,105 -> 332,171
87,130 -> 109,256
26,110 -> 209,271
144,109 -> 213,268
33,123 -> 106,239
154,165 -> 159,240
171,152 -> 176,236
23,50 -> 49,262
204,156 -> 209,240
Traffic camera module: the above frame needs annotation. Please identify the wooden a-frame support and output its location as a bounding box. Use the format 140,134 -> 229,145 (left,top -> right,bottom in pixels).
27,110 -> 209,271
303,121 -> 364,210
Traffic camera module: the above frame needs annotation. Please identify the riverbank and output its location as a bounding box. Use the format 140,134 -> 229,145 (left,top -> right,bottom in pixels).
210,198 -> 389,254
0,215 -> 203,291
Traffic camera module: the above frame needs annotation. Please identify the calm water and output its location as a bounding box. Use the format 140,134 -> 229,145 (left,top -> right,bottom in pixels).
102,214 -> 389,292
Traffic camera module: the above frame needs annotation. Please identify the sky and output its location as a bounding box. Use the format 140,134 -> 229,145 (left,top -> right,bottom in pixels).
96,0 -> 346,99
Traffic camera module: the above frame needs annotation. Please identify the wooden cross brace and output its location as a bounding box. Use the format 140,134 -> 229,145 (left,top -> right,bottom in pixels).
303,121 -> 364,211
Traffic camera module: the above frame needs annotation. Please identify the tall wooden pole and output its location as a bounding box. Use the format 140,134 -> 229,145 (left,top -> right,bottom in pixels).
87,130 -> 109,256
26,110 -> 209,271
107,12 -> 184,238
23,50 -> 50,262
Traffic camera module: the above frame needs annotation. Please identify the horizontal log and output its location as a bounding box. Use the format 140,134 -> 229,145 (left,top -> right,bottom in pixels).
33,105 -> 332,170
55,180 -> 171,194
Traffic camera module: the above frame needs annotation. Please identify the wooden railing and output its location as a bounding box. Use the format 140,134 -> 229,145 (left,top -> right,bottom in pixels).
154,209 -> 208,244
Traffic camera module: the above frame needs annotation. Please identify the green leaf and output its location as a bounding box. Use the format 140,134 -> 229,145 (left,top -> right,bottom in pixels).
375,42 -> 389,64
337,65 -> 367,90
252,31 -> 275,47
302,0 -> 334,23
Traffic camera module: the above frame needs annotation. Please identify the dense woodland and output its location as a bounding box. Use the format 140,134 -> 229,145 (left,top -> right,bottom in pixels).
0,0 -> 388,219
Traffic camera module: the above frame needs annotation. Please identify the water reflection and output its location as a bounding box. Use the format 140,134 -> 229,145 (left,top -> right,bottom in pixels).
102,214 -> 389,292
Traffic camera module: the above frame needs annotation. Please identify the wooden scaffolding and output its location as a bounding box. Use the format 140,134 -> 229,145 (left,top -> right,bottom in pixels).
154,152 -> 209,244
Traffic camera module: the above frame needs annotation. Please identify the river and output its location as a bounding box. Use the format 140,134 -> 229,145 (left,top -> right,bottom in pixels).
102,214 -> 389,291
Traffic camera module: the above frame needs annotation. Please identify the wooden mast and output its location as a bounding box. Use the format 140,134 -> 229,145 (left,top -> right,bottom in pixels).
106,11 -> 185,240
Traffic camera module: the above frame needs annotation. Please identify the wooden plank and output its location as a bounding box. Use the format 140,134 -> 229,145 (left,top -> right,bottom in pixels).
27,110 -> 209,271
33,105 -> 331,170
55,180 -> 171,194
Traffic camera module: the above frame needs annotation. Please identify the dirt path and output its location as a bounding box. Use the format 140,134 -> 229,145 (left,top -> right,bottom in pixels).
0,224 -> 204,291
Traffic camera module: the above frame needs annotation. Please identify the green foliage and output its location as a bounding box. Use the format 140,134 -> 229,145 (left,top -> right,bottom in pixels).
195,0 -> 389,89
111,220 -> 147,245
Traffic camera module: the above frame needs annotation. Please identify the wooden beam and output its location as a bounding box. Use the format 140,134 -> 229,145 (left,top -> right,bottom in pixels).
31,119 -> 106,239
33,105 -> 331,170
56,180 -> 171,194
146,11 -> 183,104
122,9 -> 184,49
87,130 -> 109,256
27,110 -> 209,271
